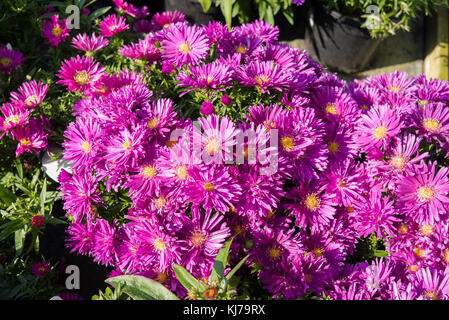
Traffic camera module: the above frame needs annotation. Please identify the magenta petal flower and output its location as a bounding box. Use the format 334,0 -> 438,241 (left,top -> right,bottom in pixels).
161,24 -> 209,68
0,103 -> 32,138
355,104 -> 402,151
31,261 -> 50,277
42,14 -> 70,47
151,10 -> 185,30
0,46 -> 25,74
396,162 -> 449,224
9,80 -> 49,108
62,117 -> 103,169
12,118 -> 48,157
236,61 -> 290,94
56,55 -> 106,94
71,33 -> 109,53
99,14 -> 129,37
187,165 -> 241,214
415,267 -> 449,300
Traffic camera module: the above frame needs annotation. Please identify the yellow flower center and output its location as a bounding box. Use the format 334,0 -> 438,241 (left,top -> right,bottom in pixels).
443,249 -> 449,264
179,42 -> 190,53
255,75 -> 270,85
417,185 -> 435,202
190,231 -> 207,247
122,140 -> 131,150
154,196 -> 167,209
328,142 -> 339,153
414,246 -> 426,258
304,193 -> 320,211
305,273 -> 312,283
425,291 -> 438,300
3,115 -> 20,127
147,117 -> 160,130
422,118 -> 441,133
204,182 -> 214,191
141,165 -> 158,179
20,138 -> 31,146
325,103 -> 338,115
313,247 -> 323,258
420,224 -> 433,237
52,26 -> 63,36
281,136 -> 294,152
361,105 -> 369,110
24,95 -> 40,106
390,86 -> 401,93
398,224 -> 408,234
175,165 -> 189,181
203,287 -> 218,300
236,45 -> 247,53
81,141 -> 92,153
0,57 -> 12,67
346,205 -> 354,213
206,76 -> 214,84
153,238 -> 166,252
204,137 -> 221,155
268,247 -> 281,260
389,155 -> 407,170
74,70 -> 91,86
156,272 -> 168,283
408,264 -> 419,272
373,125 -> 388,140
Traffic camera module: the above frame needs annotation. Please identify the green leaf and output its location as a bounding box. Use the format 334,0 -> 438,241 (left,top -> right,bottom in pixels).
105,275 -> 180,300
87,6 -> 111,24
282,7 -> 295,25
210,236 -> 235,282
220,0 -> 235,30
173,264 -> 206,292
0,185 -> 17,206
40,178 -> 47,216
0,219 -> 24,242
373,250 -> 389,258
14,228 -> 26,256
198,0 -> 212,13
225,254 -> 249,281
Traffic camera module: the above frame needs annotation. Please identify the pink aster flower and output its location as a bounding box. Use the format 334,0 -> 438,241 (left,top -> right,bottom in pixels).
180,209 -> 231,272
285,181 -> 336,231
99,15 -> 129,37
113,0 -> 149,19
151,10 -> 185,30
415,267 -> 449,300
90,219 -> 117,266
0,46 -> 25,74
161,24 -> 209,68
71,33 -> 109,54
0,103 -> 32,138
12,118 -> 48,157
62,117 -> 103,170
409,102 -> 449,145
355,104 -> 402,152
32,261 -> 50,277
236,60 -> 290,94
119,34 -> 161,63
42,14 -> 70,47
187,165 -> 242,214
176,60 -> 233,95
192,115 -> 238,165
9,80 -> 49,108
396,162 -> 449,224
104,126 -> 146,169
56,55 -> 106,94
352,191 -> 400,238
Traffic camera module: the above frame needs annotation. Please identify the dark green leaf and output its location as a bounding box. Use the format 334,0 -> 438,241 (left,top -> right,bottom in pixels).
106,275 -> 180,300
173,264 -> 206,292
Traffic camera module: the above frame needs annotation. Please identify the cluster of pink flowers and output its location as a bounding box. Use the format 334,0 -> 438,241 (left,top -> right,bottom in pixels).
0,80 -> 50,157
35,6 -> 449,300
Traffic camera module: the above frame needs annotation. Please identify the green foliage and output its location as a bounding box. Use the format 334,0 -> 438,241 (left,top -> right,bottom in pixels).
318,0 -> 449,38
104,237 -> 249,300
92,284 -> 130,300
105,275 -> 180,300
0,256 -> 62,299
199,0 -> 296,28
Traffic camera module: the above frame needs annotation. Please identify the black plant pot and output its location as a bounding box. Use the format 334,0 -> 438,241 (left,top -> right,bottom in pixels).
305,3 -> 382,73
164,0 -> 224,25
